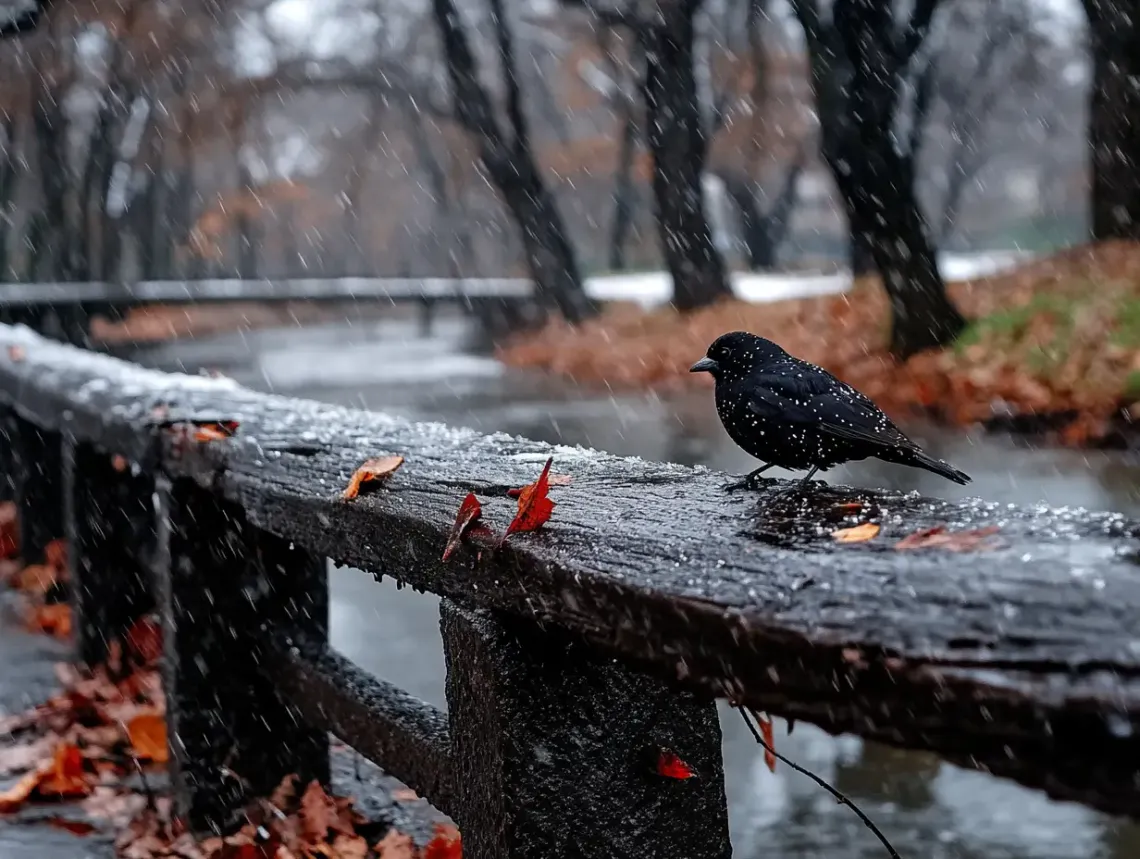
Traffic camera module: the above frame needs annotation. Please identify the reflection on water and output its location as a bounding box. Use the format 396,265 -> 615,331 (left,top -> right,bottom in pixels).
129,317 -> 1140,858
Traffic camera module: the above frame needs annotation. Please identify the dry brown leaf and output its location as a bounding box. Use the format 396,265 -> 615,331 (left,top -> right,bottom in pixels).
330,834 -> 369,859
126,711 -> 168,763
299,779 -> 336,843
27,603 -> 73,639
11,564 -> 58,596
342,456 -> 405,500
832,523 -> 881,543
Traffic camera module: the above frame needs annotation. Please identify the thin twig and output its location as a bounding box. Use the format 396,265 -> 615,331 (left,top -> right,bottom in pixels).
736,706 -> 901,859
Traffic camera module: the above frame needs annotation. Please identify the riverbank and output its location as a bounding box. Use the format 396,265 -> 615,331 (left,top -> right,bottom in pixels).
498,241 -> 1140,447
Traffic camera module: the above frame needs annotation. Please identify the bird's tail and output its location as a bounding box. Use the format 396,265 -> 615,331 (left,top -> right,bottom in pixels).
905,449 -> 972,485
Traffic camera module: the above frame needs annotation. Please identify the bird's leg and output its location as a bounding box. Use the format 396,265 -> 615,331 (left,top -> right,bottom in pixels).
723,463 -> 775,492
796,465 -> 821,488
768,465 -> 823,503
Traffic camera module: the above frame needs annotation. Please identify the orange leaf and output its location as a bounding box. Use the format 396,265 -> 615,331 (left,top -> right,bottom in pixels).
443,492 -> 488,562
834,502 -> 863,512
111,454 -> 129,473
756,713 -> 777,773
126,712 -> 168,763
831,523 -> 880,543
342,456 -> 405,500
36,743 -> 90,799
894,525 -> 1000,552
373,829 -> 416,859
27,603 -> 72,639
422,823 -> 462,859
501,457 -> 556,545
11,564 -> 58,596
299,779 -> 336,843
44,817 -> 97,836
656,748 -> 695,779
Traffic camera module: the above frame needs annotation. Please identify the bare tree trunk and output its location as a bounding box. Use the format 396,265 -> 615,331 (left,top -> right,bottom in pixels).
1083,0 -> 1140,240
432,0 -> 594,323
608,97 -> 639,271
0,114 -> 16,280
719,151 -> 804,270
642,0 -> 732,311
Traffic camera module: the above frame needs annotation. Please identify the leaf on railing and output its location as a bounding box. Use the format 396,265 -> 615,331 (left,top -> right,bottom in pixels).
894,525 -> 1000,551
655,748 -> 696,779
422,823 -> 462,859
7,344 -> 25,362
443,492 -> 494,561
500,456 -> 557,546
831,522 -> 881,543
343,455 -> 405,500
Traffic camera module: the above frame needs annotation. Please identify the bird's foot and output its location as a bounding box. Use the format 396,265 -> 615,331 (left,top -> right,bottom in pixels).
723,474 -> 770,493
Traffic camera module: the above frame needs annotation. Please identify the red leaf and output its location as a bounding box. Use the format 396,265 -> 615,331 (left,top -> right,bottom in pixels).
656,748 -> 695,779
124,617 -> 163,667
757,713 -> 777,773
894,525 -> 1000,551
501,457 -> 556,545
422,823 -> 461,859
443,493 -> 485,561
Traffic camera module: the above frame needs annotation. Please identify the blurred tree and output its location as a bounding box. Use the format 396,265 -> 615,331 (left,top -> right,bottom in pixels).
431,0 -> 596,323
1082,0 -> 1140,241
790,0 -> 965,358
564,0 -> 732,311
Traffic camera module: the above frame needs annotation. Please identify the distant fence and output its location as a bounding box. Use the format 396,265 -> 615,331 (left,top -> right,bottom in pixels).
1,322 -> 1139,856
0,278 -> 539,343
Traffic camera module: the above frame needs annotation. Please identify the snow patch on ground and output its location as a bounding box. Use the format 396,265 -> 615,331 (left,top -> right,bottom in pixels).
584,250 -> 1031,308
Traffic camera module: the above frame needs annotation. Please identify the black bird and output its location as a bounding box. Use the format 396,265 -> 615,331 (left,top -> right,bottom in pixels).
690,331 -> 971,491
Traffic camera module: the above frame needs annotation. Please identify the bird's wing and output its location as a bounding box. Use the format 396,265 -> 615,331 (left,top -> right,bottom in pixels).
746,371 -> 915,451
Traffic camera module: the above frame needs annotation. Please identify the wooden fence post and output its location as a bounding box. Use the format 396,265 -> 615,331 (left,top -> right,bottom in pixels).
156,477 -> 329,834
9,414 -> 63,564
440,600 -> 731,859
63,441 -> 156,665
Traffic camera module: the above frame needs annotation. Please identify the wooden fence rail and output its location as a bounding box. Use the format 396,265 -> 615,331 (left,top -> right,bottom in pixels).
1,321 -> 1139,857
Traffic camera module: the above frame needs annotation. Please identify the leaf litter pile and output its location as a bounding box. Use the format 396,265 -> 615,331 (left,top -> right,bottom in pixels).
0,500 -> 459,858
499,240 -> 1140,447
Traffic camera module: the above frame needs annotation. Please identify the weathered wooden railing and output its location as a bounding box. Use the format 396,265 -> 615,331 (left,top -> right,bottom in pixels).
2,322 -> 1140,856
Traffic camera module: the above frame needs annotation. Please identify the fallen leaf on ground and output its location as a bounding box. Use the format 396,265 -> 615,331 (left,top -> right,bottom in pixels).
443,492 -> 493,561
656,748 -> 695,779
832,523 -> 881,543
756,713 -> 777,773
299,779 -> 337,843
329,833 -> 369,859
342,456 -> 405,500
126,711 -> 168,763
500,457 -> 556,545
11,563 -> 58,596
0,768 -> 42,812
422,823 -> 462,859
37,743 -> 90,798
894,525 -> 1000,551
27,603 -> 72,639
373,829 -> 416,858
111,454 -> 129,473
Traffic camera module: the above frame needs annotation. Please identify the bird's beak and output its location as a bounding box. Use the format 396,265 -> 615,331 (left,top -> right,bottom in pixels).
690,357 -> 718,374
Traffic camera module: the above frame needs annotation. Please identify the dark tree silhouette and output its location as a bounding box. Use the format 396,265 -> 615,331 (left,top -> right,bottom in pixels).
789,0 -> 965,358
565,0 -> 732,311
1083,0 -> 1140,241
431,0 -> 596,323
